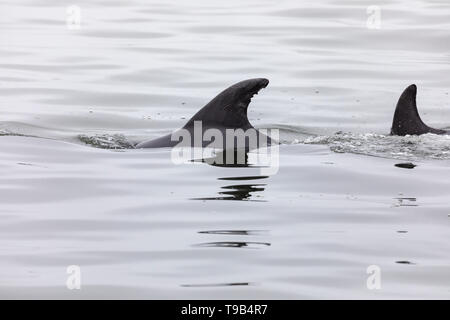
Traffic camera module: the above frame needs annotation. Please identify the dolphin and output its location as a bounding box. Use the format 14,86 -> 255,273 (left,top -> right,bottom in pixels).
136,78 -> 272,149
391,84 -> 449,136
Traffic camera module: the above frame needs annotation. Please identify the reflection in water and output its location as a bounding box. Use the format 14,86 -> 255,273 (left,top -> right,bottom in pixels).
395,163 -> 417,169
394,197 -> 418,207
181,282 -> 251,288
198,230 -> 268,236
194,241 -> 271,249
192,175 -> 268,201
192,150 -> 273,168
17,162 -> 33,166
218,176 -> 268,181
191,184 -> 266,201
192,150 -> 250,168
396,261 -> 415,265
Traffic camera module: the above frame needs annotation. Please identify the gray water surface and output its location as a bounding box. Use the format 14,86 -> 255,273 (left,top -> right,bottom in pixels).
1,0 -> 449,299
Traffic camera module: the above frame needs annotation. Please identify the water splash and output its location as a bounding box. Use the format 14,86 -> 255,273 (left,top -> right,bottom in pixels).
78,134 -> 136,149
297,132 -> 450,160
0,129 -> 25,137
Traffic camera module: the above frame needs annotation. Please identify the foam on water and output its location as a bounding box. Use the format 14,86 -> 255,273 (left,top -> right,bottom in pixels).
78,133 -> 136,149
299,132 -> 450,160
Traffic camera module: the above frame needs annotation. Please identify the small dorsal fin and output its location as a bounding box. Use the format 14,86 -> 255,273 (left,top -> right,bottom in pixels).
391,84 -> 445,135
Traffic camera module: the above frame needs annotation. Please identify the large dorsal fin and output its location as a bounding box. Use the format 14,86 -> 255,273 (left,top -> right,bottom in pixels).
135,78 -> 270,148
391,84 -> 445,135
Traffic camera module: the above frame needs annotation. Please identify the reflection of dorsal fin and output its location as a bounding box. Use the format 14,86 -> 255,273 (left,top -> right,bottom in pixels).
391,84 -> 446,136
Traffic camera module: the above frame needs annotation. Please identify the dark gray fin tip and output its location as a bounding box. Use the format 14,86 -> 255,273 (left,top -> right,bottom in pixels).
406,84 -> 417,95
